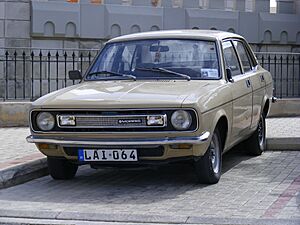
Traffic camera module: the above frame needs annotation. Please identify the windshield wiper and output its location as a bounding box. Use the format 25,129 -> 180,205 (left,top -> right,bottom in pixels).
86,71 -> 136,81
135,67 -> 191,81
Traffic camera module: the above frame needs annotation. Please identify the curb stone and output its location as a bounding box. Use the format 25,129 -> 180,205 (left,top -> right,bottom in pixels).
0,217 -> 207,225
0,157 -> 48,189
267,137 -> 300,150
187,216 -> 300,225
0,210 -> 299,225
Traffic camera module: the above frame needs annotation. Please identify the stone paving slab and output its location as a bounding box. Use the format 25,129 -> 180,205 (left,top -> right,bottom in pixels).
0,117 -> 300,190
0,128 -> 39,164
266,117 -> 300,138
0,217 -> 207,225
0,127 -> 46,188
0,151 -> 299,224
0,117 -> 299,164
0,216 -> 299,225
266,117 -> 300,150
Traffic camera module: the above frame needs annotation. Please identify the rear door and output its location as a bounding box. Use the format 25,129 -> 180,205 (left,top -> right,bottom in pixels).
222,40 -> 253,144
232,40 -> 265,130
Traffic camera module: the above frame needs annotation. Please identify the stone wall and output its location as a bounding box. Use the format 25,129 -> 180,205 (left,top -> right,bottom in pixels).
0,0 -> 299,101
27,0 -> 300,51
0,0 -> 31,49
0,0 -> 299,51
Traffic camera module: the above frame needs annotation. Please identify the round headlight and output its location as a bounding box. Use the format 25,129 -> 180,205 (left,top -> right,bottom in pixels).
36,112 -> 55,131
171,110 -> 192,130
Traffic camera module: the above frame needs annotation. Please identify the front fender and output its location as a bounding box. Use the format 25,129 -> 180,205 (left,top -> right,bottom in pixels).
199,102 -> 232,153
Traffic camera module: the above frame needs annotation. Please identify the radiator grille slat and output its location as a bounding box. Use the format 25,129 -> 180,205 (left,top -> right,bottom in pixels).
75,116 -> 147,127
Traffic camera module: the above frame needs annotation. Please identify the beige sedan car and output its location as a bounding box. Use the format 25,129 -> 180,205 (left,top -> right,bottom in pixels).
27,30 -> 273,184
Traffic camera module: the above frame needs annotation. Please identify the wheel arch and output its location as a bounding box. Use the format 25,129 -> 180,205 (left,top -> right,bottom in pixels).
212,110 -> 230,152
215,116 -> 228,152
261,97 -> 270,118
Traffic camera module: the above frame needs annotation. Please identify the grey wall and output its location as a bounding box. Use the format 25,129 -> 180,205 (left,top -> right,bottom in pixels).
0,0 -> 299,51
29,0 -> 300,48
0,0 -> 299,101
0,0 -> 31,49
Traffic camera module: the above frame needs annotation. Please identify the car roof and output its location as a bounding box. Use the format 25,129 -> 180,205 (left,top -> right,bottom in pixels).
108,29 -> 244,43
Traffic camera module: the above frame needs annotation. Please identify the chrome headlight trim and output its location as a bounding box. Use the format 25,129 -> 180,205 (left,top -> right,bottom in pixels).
171,110 -> 192,130
36,112 -> 55,131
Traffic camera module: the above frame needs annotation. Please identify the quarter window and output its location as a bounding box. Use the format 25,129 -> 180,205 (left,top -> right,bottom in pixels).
233,41 -> 252,73
222,41 -> 242,76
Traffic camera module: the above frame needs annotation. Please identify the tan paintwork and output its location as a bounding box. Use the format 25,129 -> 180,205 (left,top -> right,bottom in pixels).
108,30 -> 244,44
29,30 -> 273,162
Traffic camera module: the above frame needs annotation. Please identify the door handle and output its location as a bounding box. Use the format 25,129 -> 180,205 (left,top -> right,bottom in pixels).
246,79 -> 251,88
260,75 -> 265,82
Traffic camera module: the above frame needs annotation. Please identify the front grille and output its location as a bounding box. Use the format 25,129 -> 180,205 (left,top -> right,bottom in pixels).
64,146 -> 164,157
31,109 -> 198,132
66,115 -> 148,128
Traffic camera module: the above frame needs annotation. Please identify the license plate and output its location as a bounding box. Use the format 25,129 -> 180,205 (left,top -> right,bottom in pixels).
78,149 -> 138,162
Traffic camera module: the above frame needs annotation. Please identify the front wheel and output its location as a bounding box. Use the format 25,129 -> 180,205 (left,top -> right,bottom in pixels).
47,157 -> 78,180
245,114 -> 266,156
194,129 -> 222,184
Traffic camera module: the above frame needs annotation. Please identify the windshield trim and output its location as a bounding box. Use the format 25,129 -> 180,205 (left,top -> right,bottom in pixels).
83,38 -> 222,81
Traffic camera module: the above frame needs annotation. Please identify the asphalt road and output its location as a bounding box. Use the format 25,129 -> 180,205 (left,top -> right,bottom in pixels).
0,149 -> 299,225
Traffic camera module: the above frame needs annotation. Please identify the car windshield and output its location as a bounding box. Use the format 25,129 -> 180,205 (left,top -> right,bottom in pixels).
85,39 -> 220,81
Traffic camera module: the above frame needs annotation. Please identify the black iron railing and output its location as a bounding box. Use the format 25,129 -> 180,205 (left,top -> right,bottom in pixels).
256,52 -> 300,98
0,48 -> 99,101
0,48 -> 299,100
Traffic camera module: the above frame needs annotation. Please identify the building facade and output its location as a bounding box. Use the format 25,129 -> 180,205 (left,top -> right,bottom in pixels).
0,0 -> 299,52
0,0 -> 299,101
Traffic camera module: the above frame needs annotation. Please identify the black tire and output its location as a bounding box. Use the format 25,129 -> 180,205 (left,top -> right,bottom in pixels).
244,114 -> 266,156
47,157 -> 78,180
194,128 -> 222,184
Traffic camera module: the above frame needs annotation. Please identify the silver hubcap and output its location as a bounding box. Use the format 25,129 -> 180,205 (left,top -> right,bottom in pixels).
258,117 -> 265,148
209,133 -> 220,174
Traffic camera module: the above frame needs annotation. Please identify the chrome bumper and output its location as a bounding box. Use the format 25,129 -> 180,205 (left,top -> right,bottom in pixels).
26,132 -> 210,146
272,96 -> 277,103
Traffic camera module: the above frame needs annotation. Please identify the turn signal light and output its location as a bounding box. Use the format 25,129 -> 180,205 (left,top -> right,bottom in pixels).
38,144 -> 57,149
170,144 -> 192,149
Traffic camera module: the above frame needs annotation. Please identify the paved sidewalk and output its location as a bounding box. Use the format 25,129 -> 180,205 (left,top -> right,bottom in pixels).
0,118 -> 299,224
0,151 -> 299,225
266,117 -> 300,150
0,128 -> 40,164
0,128 -> 46,188
1,117 -> 299,163
0,117 -> 299,188
266,117 -> 300,138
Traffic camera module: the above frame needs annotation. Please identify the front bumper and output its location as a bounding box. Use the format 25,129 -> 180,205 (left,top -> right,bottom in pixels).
26,131 -> 210,146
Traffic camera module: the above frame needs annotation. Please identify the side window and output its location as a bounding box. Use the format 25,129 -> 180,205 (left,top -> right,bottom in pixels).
242,42 -> 258,67
222,41 -> 242,76
233,41 -> 252,73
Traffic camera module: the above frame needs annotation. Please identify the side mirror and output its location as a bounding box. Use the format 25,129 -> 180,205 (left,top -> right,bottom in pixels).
226,68 -> 234,83
69,70 -> 82,80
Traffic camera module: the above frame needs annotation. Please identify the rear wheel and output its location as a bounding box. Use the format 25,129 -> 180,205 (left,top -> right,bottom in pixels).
245,114 -> 266,156
194,129 -> 222,184
47,157 -> 78,180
